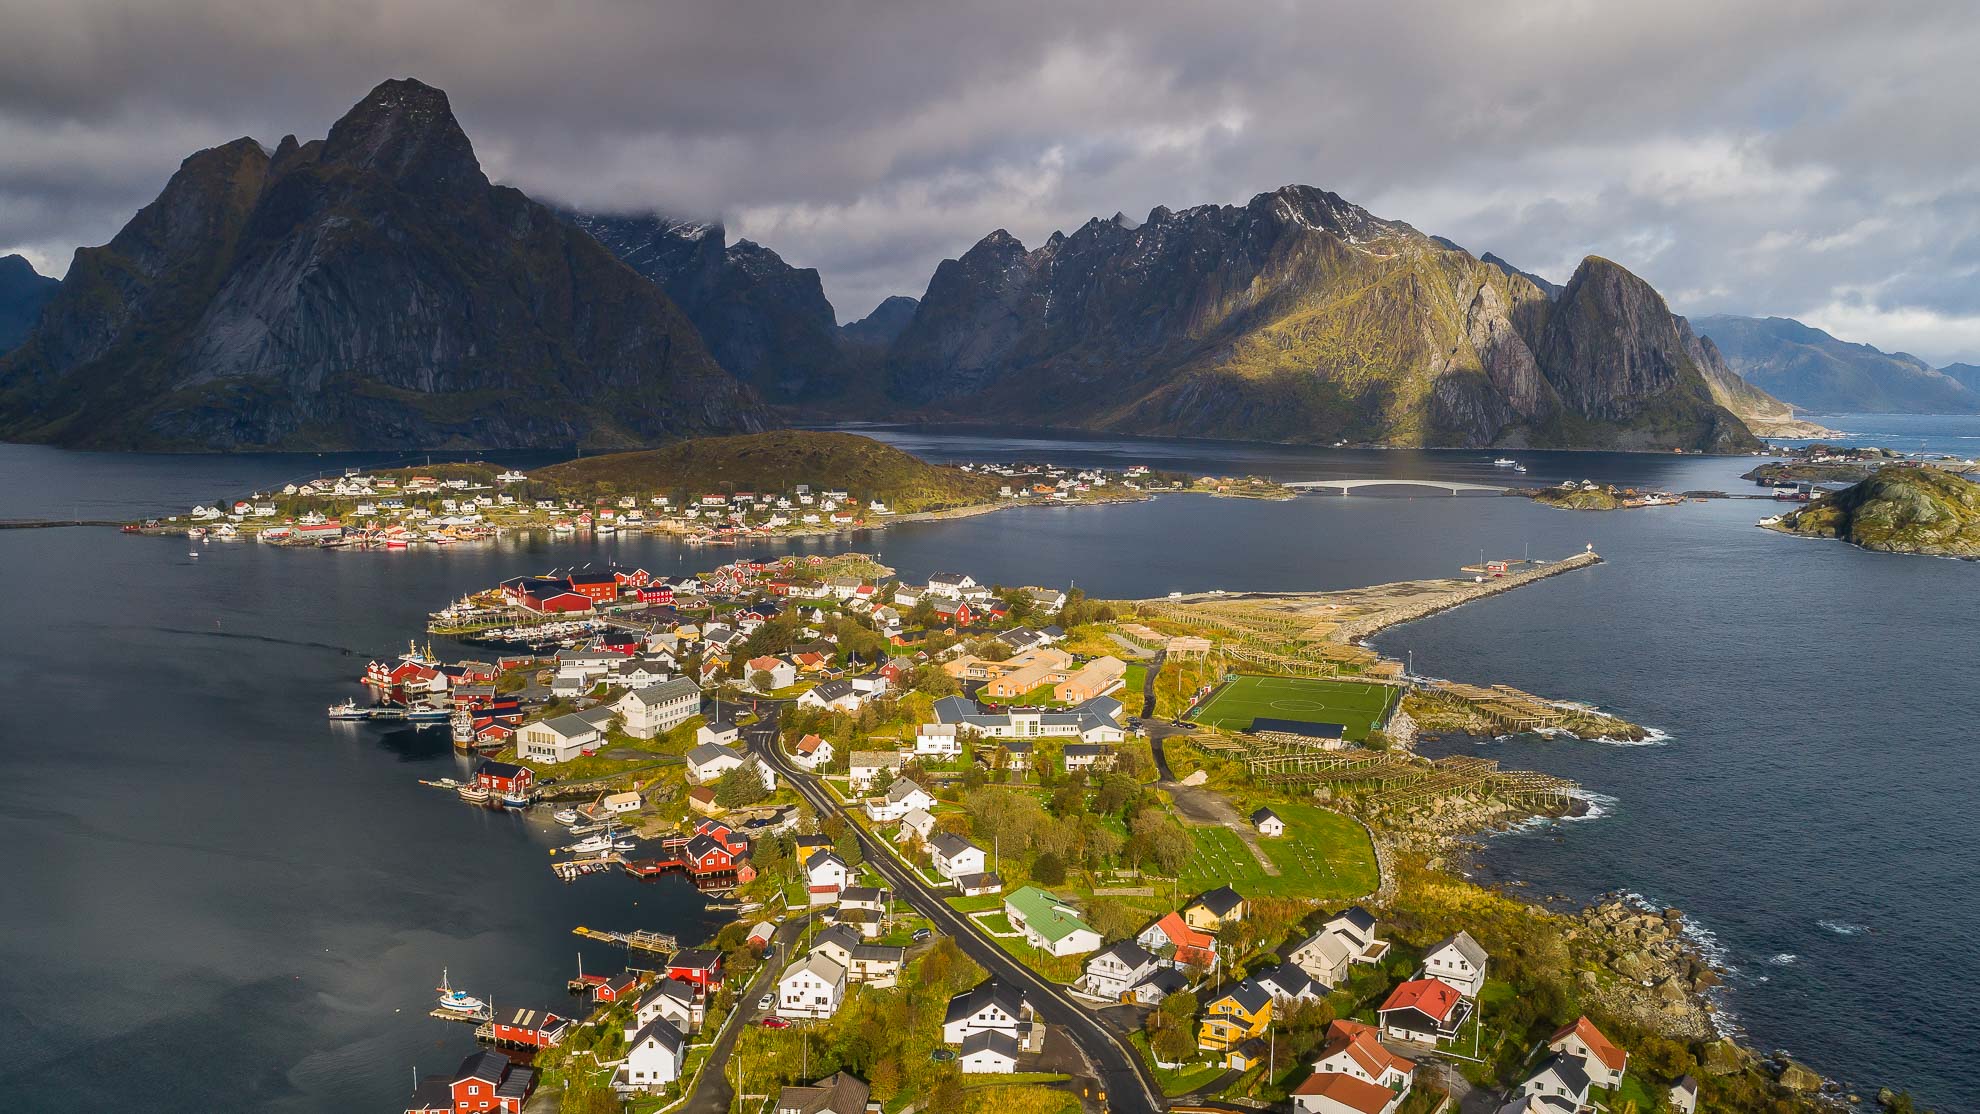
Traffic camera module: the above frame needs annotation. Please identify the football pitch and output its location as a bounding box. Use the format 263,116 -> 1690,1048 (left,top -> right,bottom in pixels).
1187,674 -> 1398,740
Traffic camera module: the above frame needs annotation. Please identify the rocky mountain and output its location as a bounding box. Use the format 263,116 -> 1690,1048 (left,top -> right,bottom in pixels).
0,79 -> 762,450
1939,362 -> 1980,394
1482,252 -> 1563,299
563,212 -> 857,402
0,255 -> 59,354
841,296 -> 920,349
885,186 -> 1758,451
1694,315 -> 1980,414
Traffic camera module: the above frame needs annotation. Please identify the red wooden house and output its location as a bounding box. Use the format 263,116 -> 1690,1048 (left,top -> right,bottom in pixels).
615,568 -> 652,589
454,661 -> 498,683
491,1007 -> 569,1048
665,948 -> 723,995
410,1050 -> 536,1114
567,572 -> 620,604
636,584 -> 675,604
592,972 -> 640,1004
473,720 -> 516,744
684,834 -> 737,876
474,761 -> 533,796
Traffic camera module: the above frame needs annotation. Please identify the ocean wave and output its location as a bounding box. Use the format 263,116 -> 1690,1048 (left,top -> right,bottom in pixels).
1561,789 -> 1618,821
1767,953 -> 1798,966
1817,919 -> 1869,936
1529,722 -> 1672,747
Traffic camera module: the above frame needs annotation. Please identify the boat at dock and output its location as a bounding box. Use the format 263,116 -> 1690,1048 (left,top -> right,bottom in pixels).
435,968 -> 485,1015
419,777 -> 463,790
498,790 -> 532,808
553,808 -> 581,825
404,704 -> 451,725
457,784 -> 492,804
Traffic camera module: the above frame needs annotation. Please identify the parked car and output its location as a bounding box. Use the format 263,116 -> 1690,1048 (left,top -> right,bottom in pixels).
911,928 -> 933,943
757,992 -> 773,1011
760,1016 -> 791,1029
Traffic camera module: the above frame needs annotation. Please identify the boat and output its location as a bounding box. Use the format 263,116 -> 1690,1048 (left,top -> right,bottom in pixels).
187,549 -> 200,560
435,969 -> 485,1014
405,705 -> 451,724
499,790 -> 532,808
457,784 -> 492,804
188,527 -> 207,539
567,831 -> 622,854
553,808 -> 581,825
1513,464 -> 1528,473
327,700 -> 372,720
1493,458 -> 1519,468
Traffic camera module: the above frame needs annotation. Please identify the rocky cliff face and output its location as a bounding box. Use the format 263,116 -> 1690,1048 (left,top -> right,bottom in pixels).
884,187 -> 1758,451
0,79 -> 762,450
0,255 -> 59,354
565,211 -> 858,402
840,295 -> 920,349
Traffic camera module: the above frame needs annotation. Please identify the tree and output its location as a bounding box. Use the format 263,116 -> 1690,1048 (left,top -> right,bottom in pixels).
869,1056 -> 903,1104
751,668 -> 775,692
1146,989 -> 1200,1063
1030,850 -> 1066,885
715,766 -> 771,808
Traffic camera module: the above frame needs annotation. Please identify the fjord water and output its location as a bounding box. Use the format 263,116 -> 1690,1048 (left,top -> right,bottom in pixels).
1,422 -> 1975,1110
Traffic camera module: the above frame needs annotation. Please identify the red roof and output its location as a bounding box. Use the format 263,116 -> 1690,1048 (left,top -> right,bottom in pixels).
1290,1072 -> 1398,1114
1318,1019 -> 1414,1079
1548,1015 -> 1628,1072
1378,978 -> 1462,1023
796,733 -> 826,754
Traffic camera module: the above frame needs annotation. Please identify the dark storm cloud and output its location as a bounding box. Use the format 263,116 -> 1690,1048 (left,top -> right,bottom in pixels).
4,0 -> 1980,359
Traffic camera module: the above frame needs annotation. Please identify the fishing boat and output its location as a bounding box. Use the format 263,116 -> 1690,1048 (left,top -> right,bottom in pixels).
327,700 -> 372,720
435,969 -> 485,1015
1513,463 -> 1528,473
1493,458 -> 1519,468
567,831 -> 621,854
405,704 -> 451,724
457,784 -> 492,804
499,789 -> 532,808
553,808 -> 581,825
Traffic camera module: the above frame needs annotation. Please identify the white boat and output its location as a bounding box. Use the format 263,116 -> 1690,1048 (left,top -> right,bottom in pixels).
327,700 -> 370,720
567,830 -> 624,854
435,969 -> 485,1014
553,808 -> 581,825
1493,458 -> 1519,468
499,790 -> 531,808
405,705 -> 451,723
1513,464 -> 1528,473
457,785 -> 491,804
187,550 -> 200,560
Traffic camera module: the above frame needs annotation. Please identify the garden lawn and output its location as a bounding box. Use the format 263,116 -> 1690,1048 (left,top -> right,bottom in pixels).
1177,803 -> 1377,901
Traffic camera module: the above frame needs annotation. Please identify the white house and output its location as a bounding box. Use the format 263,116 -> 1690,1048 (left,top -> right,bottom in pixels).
959,1030 -> 1019,1074
895,808 -> 939,844
806,851 -> 851,906
744,656 -> 798,692
1079,940 -> 1158,1001
1292,1073 -> 1407,1114
1003,886 -> 1102,957
1520,1055 -> 1592,1112
613,677 -> 701,739
864,778 -> 935,823
617,1017 -> 684,1091
777,954 -> 848,1019
628,979 -> 699,1037
1546,1017 -> 1629,1091
1251,807 -> 1285,837
791,733 -> 834,770
1306,1019 -> 1414,1091
686,743 -> 747,784
1062,743 -> 1116,772
924,572 -> 979,599
1254,961 -> 1326,1004
797,680 -> 866,714
1419,930 -> 1489,998
1668,1076 -> 1699,1114
848,750 -> 907,792
942,980 -> 1036,1046
696,720 -> 740,747
928,833 -> 987,883
517,710 -> 607,764
913,723 -> 963,758
1291,907 -> 1389,986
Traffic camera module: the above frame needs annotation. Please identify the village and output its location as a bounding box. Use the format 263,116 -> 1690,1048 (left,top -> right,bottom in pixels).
134,454 -> 1224,549
341,545 -> 1775,1114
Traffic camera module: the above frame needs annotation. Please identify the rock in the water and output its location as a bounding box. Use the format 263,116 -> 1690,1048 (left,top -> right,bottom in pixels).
1779,1061 -> 1823,1092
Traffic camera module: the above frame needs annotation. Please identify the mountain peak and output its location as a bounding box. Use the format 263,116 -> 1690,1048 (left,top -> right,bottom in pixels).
322,78 -> 483,191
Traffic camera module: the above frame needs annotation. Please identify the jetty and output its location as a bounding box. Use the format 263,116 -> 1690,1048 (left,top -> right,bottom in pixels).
572,926 -> 678,954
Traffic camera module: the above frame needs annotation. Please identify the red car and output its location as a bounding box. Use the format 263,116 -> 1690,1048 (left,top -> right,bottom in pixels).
759,1016 -> 791,1029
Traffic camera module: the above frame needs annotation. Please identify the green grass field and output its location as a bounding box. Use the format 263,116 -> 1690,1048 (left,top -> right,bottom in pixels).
1186,675 -> 1398,740
1177,801 -> 1378,901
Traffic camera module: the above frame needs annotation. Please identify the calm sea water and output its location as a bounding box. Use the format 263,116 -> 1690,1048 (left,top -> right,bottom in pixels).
1,419 -> 1974,1109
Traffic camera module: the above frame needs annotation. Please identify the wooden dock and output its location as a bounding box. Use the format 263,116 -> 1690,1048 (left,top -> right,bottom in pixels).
572,926 -> 679,954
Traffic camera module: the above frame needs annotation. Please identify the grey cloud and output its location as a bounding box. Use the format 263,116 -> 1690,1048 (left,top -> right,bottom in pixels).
4,0 -> 1980,360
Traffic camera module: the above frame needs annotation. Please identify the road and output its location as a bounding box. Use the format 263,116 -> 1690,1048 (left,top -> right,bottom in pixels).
747,715 -> 1166,1114
681,912 -> 812,1114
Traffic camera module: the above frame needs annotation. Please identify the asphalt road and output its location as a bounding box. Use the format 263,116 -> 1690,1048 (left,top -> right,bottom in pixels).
681,912 -> 811,1114
748,717 -> 1166,1114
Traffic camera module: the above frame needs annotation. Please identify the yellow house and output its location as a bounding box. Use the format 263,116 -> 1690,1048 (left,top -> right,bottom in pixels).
1197,979 -> 1272,1051
1183,885 -> 1247,933
794,835 -> 833,864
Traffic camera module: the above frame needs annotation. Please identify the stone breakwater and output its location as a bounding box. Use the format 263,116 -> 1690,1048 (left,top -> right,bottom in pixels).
1331,550 -> 1604,643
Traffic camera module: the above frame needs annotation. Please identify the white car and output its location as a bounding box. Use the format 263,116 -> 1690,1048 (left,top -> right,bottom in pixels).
757,992 -> 774,1011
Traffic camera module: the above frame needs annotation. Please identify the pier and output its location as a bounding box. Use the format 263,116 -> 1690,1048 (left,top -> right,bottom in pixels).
573,926 -> 679,954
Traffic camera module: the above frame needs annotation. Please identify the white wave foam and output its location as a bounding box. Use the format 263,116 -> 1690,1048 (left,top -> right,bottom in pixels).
1767,953 -> 1798,966
1560,789 -> 1618,821
1817,919 -> 1868,936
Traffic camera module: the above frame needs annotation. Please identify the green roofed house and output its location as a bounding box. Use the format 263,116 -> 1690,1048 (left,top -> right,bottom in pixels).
1003,886 -> 1102,956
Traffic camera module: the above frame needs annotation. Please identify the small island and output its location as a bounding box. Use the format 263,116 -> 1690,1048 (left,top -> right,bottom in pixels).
1741,444 -> 1906,487
1768,465 -> 1980,557
1528,480 -> 1683,512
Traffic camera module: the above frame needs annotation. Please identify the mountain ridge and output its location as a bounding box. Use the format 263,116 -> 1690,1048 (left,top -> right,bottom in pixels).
0,255 -> 60,353
1695,314 -> 1980,414
0,78 -> 763,450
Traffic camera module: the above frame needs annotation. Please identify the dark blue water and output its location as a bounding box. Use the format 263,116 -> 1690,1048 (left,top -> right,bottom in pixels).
1,418 -> 1975,1109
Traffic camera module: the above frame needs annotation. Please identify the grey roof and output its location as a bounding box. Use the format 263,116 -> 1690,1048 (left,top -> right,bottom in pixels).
1332,905 -> 1377,934
883,778 -> 929,803
1259,961 -> 1321,997
774,1071 -> 871,1114
1093,939 -> 1156,970
456,1050 -> 508,1084
929,832 -> 980,859
625,676 -> 700,705
1532,1053 -> 1592,1097
959,1029 -> 1019,1059
1137,967 -> 1189,995
1194,884 -> 1245,916
808,679 -> 857,701
688,742 -> 742,767
540,711 -> 602,737
1074,694 -> 1124,721
850,943 -> 906,964
1429,929 -> 1489,969
810,922 -> 863,957
839,885 -> 887,905
631,1015 -> 685,1055
957,871 -> 1003,891
945,979 -> 1026,1027
1212,977 -> 1273,1015
1250,806 -> 1281,825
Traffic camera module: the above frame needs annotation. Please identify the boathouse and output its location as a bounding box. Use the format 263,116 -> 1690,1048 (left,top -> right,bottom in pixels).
474,761 -> 533,796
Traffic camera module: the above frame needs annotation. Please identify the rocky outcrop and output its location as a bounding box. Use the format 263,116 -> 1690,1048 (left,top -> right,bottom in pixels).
1773,465 -> 1980,556
885,187 -> 1758,451
1568,898 -> 1718,1042
564,211 -> 862,402
0,255 -> 59,354
0,79 -> 762,450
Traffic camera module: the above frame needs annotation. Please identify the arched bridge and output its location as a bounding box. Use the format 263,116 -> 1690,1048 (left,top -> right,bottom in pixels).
1283,478 -> 1510,496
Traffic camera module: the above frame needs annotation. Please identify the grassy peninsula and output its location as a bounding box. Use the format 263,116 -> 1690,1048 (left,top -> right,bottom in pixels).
1772,466 -> 1980,557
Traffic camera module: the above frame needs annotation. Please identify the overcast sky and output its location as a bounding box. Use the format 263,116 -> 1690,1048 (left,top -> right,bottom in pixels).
4,0 -> 1979,362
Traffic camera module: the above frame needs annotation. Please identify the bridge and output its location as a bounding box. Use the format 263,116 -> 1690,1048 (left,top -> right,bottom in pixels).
1284,478 -> 1511,496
